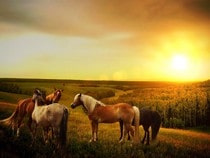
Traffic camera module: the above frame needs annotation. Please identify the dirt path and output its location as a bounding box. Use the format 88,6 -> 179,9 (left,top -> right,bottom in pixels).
102,89 -> 133,103
0,102 -> 16,110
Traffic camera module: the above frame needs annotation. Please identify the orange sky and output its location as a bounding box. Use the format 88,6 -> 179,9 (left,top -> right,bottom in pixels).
0,0 -> 209,81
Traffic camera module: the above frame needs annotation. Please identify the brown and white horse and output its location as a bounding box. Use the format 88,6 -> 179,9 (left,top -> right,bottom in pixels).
71,93 -> 140,144
32,89 -> 68,147
0,88 -> 63,137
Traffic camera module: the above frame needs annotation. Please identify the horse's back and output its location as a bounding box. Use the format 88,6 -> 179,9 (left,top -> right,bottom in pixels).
140,108 -> 161,126
17,98 -> 34,115
47,103 -> 68,125
140,108 -> 153,126
152,111 -> 161,124
90,103 -> 133,123
48,103 -> 66,111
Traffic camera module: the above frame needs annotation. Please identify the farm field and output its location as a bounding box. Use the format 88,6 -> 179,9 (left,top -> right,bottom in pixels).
0,78 -> 210,158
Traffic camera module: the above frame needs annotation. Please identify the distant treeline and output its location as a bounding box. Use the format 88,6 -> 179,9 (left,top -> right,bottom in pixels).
0,78 -> 191,88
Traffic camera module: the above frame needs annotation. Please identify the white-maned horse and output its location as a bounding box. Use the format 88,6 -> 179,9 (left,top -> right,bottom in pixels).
32,89 -> 69,148
71,93 -> 140,144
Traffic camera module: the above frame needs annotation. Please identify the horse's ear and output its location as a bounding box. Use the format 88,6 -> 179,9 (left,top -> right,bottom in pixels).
54,87 -> 57,91
79,93 -> 82,97
61,89 -> 64,92
34,88 -> 39,94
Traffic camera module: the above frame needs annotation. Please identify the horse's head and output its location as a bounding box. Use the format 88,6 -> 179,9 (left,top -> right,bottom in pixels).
32,88 -> 46,105
52,88 -> 63,103
71,93 -> 83,109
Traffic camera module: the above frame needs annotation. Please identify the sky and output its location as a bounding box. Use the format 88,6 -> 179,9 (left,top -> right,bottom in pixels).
0,0 -> 209,81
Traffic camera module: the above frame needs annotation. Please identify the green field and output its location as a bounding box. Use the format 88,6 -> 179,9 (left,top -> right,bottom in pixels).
0,79 -> 210,158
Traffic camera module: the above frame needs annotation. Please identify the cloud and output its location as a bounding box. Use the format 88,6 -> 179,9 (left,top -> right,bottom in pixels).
0,0 -> 209,37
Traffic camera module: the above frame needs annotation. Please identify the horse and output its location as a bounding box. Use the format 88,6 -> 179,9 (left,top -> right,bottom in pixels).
31,89 -> 69,148
0,88 -> 63,137
119,107 -> 161,145
70,93 -> 140,144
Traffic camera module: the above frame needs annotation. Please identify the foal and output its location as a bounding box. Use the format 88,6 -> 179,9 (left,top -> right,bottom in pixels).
0,88 -> 63,137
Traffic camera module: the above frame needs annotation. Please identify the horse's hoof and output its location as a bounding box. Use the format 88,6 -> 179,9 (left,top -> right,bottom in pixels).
119,140 -> 124,144
89,139 -> 97,143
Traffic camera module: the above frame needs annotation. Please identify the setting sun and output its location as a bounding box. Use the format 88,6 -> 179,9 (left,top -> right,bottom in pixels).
171,54 -> 188,71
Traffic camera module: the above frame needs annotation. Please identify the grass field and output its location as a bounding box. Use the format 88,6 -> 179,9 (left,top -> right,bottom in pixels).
0,79 -> 210,158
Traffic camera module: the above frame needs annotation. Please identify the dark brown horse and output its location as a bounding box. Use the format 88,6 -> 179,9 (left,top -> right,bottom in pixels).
0,88 -> 63,137
119,107 -> 161,145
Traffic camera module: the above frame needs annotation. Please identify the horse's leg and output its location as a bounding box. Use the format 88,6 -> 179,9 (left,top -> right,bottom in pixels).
141,131 -> 146,144
126,124 -> 134,139
119,123 -> 125,143
119,123 -> 134,143
16,115 -> 25,137
146,130 -> 150,145
128,132 -> 131,140
126,124 -> 135,144
27,116 -> 33,134
53,127 -> 60,148
119,121 -> 131,141
90,121 -> 97,142
95,122 -> 99,141
32,123 -> 37,145
42,127 -> 49,144
11,122 -> 16,136
51,127 -> 54,140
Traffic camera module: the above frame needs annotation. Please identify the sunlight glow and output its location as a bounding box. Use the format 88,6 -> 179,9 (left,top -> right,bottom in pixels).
171,54 -> 188,71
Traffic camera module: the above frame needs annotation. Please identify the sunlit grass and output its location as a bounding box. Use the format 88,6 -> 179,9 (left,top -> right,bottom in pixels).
0,79 -> 210,157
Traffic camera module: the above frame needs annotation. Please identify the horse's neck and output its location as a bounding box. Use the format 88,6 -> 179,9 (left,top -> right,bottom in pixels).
34,99 -> 44,110
82,95 -> 98,114
46,94 -> 53,103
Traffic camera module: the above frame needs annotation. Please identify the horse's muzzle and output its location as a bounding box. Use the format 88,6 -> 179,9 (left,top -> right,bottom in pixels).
71,104 -> 76,109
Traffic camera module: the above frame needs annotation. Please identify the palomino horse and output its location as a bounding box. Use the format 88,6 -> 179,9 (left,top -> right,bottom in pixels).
31,89 -> 69,147
119,107 -> 161,145
0,88 -> 63,137
71,93 -> 140,144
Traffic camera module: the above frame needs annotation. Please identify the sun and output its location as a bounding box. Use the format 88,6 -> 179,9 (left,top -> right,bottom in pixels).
171,54 -> 188,71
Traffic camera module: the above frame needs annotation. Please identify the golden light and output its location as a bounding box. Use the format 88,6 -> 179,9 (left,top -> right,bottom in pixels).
171,54 -> 188,71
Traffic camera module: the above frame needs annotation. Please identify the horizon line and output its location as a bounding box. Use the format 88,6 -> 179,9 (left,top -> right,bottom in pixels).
0,77 -> 209,83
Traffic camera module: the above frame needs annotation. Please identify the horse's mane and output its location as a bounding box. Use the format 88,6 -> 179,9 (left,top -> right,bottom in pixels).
83,94 -> 105,105
81,94 -> 105,113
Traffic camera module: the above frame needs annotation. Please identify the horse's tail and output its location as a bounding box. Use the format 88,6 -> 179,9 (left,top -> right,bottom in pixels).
151,111 -> 161,140
59,106 -> 69,146
0,107 -> 19,127
132,106 -> 140,144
